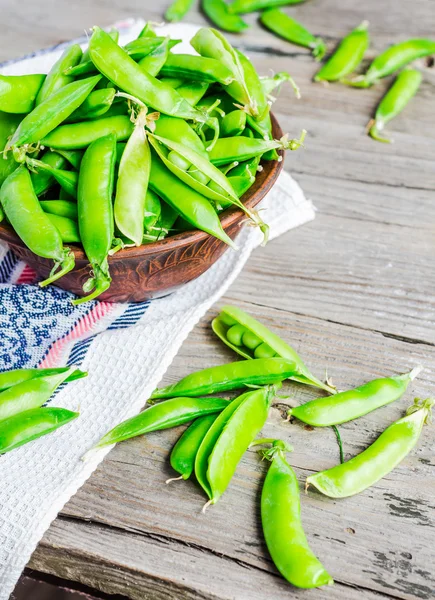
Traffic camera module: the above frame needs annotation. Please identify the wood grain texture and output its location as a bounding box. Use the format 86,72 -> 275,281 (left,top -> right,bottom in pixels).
4,0 -> 435,598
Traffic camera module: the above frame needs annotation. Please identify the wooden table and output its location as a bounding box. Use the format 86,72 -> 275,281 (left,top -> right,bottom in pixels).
3,1 -> 435,598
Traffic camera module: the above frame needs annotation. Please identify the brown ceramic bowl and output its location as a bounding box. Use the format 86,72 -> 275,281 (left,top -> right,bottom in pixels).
0,115 -> 283,302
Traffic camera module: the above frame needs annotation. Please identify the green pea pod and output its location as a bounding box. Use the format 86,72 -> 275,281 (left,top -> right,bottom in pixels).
212,305 -> 336,393
235,49 -> 268,123
344,39 -> 435,87
175,81 -> 210,106
0,112 -> 22,186
137,23 -> 157,39
160,54 -> 235,85
368,69 -> 422,143
138,37 -> 172,77
226,157 -> 260,197
80,28 -> 120,65
27,157 -> 78,198
0,365 -> 85,422
73,133 -> 117,304
40,200 -> 78,221
145,200 -> 179,242
168,414 -> 219,482
191,29 -> 257,115
49,148 -> 83,170
47,213 -> 80,244
289,366 -> 421,426
0,74 -> 45,114
151,357 -> 299,399
0,407 -> 79,454
260,440 -> 333,588
153,114 -> 207,157
202,0 -> 249,33
0,366 -> 86,393
149,153 -> 236,248
260,9 -> 326,61
89,27 -> 216,133
209,131 -> 305,166
143,189 -> 162,233
89,396 -> 230,451
114,107 -> 151,246
165,0 -> 195,21
41,115 -> 134,150
65,88 -> 116,123
229,0 -> 305,14
0,166 -> 75,286
307,398 -> 434,498
220,109 -> 247,137
314,22 -> 369,82
30,151 -> 68,196
36,44 -> 83,105
6,75 -> 101,153
198,386 -> 277,506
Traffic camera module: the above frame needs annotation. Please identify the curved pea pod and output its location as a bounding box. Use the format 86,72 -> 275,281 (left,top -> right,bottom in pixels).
143,189 -> 162,233
0,365 -> 85,422
50,148 -> 83,170
149,133 -> 267,237
307,398 -> 434,498
209,131 -> 306,166
79,27 -> 119,67
0,407 -> 79,454
229,0 -> 305,14
191,29 -> 258,116
89,396 -> 230,451
260,9 -> 326,61
149,153 -> 236,249
202,0 -> 248,33
151,357 -> 299,399
40,200 -> 78,221
153,114 -> 207,157
220,110 -> 246,137
74,133 -> 117,305
41,115 -> 134,150
47,214 -> 80,244
234,49 -> 268,124
196,385 -> 277,505
0,74 -> 45,114
138,37 -> 172,77
30,151 -> 68,196
345,39 -> 435,87
0,366 -> 85,393
88,27 -> 214,130
0,112 -> 22,186
368,69 -> 422,143
27,157 -> 78,199
314,22 -> 369,82
289,366 -> 421,426
0,166 -> 75,286
65,88 -> 116,123
168,414 -> 219,482
6,75 -> 101,154
166,0 -> 195,21
212,305 -> 335,394
114,108 -> 150,246
160,54 -> 235,85
36,44 -> 83,105
260,441 -> 333,588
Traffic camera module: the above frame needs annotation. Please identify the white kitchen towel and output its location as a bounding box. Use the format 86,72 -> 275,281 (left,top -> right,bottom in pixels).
0,19 -> 315,598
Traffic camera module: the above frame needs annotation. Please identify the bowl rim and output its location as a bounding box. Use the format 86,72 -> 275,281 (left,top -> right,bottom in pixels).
0,113 -> 284,259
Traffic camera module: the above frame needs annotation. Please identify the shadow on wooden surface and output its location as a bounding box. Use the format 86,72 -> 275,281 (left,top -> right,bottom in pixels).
14,572 -> 128,600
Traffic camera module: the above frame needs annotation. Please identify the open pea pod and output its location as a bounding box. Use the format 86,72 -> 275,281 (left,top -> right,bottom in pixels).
148,133 -> 268,239
153,114 -> 207,158
212,305 -> 336,394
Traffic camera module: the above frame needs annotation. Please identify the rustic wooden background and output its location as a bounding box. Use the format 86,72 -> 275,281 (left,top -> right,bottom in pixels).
3,0 -> 435,598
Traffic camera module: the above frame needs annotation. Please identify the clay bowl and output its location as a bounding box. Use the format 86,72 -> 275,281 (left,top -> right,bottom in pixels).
0,115 -> 283,302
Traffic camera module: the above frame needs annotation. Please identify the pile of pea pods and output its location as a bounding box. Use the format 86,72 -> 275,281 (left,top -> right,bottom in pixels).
0,25 -> 306,304
165,0 -> 435,143
87,305 -> 432,589
0,366 -> 86,454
